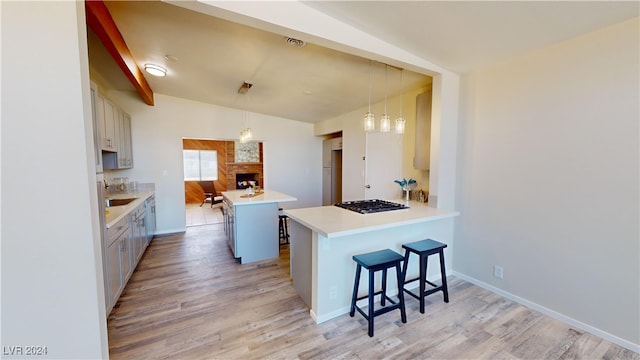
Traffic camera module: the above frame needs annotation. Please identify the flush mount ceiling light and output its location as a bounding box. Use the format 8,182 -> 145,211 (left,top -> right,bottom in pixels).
144,63 -> 166,77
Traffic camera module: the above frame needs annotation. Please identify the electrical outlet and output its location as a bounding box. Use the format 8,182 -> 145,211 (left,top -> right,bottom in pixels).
494,265 -> 504,279
329,286 -> 337,299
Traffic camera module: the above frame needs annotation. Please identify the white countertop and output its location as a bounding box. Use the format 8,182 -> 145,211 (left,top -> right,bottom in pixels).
222,189 -> 297,206
284,200 -> 459,238
104,190 -> 154,228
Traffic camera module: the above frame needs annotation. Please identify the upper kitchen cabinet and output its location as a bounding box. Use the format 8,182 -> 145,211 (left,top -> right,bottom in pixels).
99,95 -> 118,152
89,82 -> 103,173
117,111 -> 133,168
413,90 -> 432,170
96,91 -> 133,170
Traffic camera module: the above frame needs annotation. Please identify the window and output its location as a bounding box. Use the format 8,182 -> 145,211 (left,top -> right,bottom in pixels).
183,150 -> 218,181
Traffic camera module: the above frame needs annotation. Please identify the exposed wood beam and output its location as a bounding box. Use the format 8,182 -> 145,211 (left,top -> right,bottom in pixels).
85,0 -> 154,106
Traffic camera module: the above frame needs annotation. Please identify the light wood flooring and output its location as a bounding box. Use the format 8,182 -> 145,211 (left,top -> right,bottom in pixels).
108,224 -> 638,359
185,202 -> 224,227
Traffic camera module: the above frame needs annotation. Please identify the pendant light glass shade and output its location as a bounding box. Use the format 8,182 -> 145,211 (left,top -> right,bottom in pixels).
363,60 -> 375,132
364,112 -> 375,132
395,69 -> 406,134
380,115 -> 391,132
395,117 -> 406,134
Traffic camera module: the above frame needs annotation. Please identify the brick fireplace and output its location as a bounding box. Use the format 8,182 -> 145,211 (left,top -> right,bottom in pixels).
225,142 -> 264,190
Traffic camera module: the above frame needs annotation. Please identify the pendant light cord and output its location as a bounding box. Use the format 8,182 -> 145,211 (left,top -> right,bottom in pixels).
367,60 -> 372,113
384,64 -> 388,114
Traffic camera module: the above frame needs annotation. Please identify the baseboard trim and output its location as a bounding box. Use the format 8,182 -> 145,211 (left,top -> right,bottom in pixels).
451,271 -> 639,353
151,228 -> 186,236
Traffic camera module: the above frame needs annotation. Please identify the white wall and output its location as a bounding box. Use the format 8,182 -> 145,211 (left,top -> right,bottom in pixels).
107,92 -> 322,234
315,87 -> 431,201
455,18 -> 639,349
1,1 -> 108,358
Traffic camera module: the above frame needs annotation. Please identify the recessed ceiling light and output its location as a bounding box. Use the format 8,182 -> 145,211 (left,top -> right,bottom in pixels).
144,64 -> 167,77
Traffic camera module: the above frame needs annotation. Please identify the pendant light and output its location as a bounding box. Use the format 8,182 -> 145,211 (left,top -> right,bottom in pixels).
395,69 -> 406,134
363,60 -> 375,132
380,64 -> 391,132
238,81 -> 253,143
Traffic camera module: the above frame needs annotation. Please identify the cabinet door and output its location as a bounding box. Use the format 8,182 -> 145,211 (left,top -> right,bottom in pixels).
123,113 -> 133,168
90,82 -> 103,173
106,240 -> 122,310
117,109 -> 126,167
102,99 -> 117,151
120,231 -> 132,284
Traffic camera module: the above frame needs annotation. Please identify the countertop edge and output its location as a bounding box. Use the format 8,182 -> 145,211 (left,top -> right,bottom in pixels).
285,204 -> 460,238
105,190 -> 155,228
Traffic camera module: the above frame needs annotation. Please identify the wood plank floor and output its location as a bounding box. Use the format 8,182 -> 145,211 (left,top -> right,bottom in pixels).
108,224 -> 638,359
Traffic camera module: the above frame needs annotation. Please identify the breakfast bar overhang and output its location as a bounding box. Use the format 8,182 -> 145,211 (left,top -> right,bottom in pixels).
285,200 -> 460,323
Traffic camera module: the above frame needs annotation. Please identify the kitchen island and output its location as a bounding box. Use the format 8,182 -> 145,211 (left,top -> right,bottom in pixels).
285,200 -> 459,323
222,189 -> 297,264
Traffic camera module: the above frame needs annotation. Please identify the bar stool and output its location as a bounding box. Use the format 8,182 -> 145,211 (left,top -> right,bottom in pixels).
401,239 -> 449,314
278,208 -> 289,245
350,249 -> 407,337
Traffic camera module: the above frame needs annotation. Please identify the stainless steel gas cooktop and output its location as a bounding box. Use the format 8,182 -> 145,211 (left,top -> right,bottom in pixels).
334,199 -> 409,214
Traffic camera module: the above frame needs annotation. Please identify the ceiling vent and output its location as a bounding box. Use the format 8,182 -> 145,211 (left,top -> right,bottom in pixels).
285,37 -> 305,48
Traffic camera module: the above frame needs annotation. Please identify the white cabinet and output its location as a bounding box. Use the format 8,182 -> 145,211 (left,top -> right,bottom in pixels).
413,90 -> 432,170
122,113 -> 133,168
101,98 -> 133,170
90,82 -> 103,173
116,110 -> 133,168
101,97 -> 118,152
130,204 -> 146,264
144,195 -> 156,243
104,216 -> 131,313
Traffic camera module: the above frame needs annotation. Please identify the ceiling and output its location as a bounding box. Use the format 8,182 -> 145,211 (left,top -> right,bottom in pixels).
87,1 -> 638,124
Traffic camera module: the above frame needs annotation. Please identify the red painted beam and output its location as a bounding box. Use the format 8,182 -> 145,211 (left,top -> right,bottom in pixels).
85,0 -> 154,105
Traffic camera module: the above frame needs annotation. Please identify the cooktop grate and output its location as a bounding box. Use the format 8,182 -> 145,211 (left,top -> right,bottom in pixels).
334,199 -> 409,214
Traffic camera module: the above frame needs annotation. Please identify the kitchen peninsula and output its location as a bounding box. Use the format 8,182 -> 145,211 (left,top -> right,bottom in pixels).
222,189 -> 296,264
285,200 -> 459,323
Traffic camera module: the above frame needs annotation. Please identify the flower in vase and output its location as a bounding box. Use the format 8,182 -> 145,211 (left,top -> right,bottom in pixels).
394,178 -> 417,190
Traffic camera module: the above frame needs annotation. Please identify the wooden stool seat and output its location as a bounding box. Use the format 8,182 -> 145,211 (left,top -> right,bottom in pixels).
401,239 -> 449,314
350,249 -> 407,337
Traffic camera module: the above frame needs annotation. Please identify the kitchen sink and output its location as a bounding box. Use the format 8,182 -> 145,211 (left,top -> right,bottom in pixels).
105,198 -> 137,207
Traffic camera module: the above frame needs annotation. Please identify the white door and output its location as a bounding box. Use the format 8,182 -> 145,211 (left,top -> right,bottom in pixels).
364,132 -> 403,200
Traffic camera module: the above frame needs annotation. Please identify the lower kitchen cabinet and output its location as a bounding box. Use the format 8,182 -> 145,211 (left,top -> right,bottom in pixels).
103,192 -> 156,315
104,216 -> 131,313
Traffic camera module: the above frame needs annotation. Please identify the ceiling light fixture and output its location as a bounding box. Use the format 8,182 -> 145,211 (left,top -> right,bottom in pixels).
238,81 -> 254,143
144,63 -> 167,77
380,65 -> 391,133
285,37 -> 305,47
363,60 -> 375,132
395,69 -> 406,134
238,81 -> 253,94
